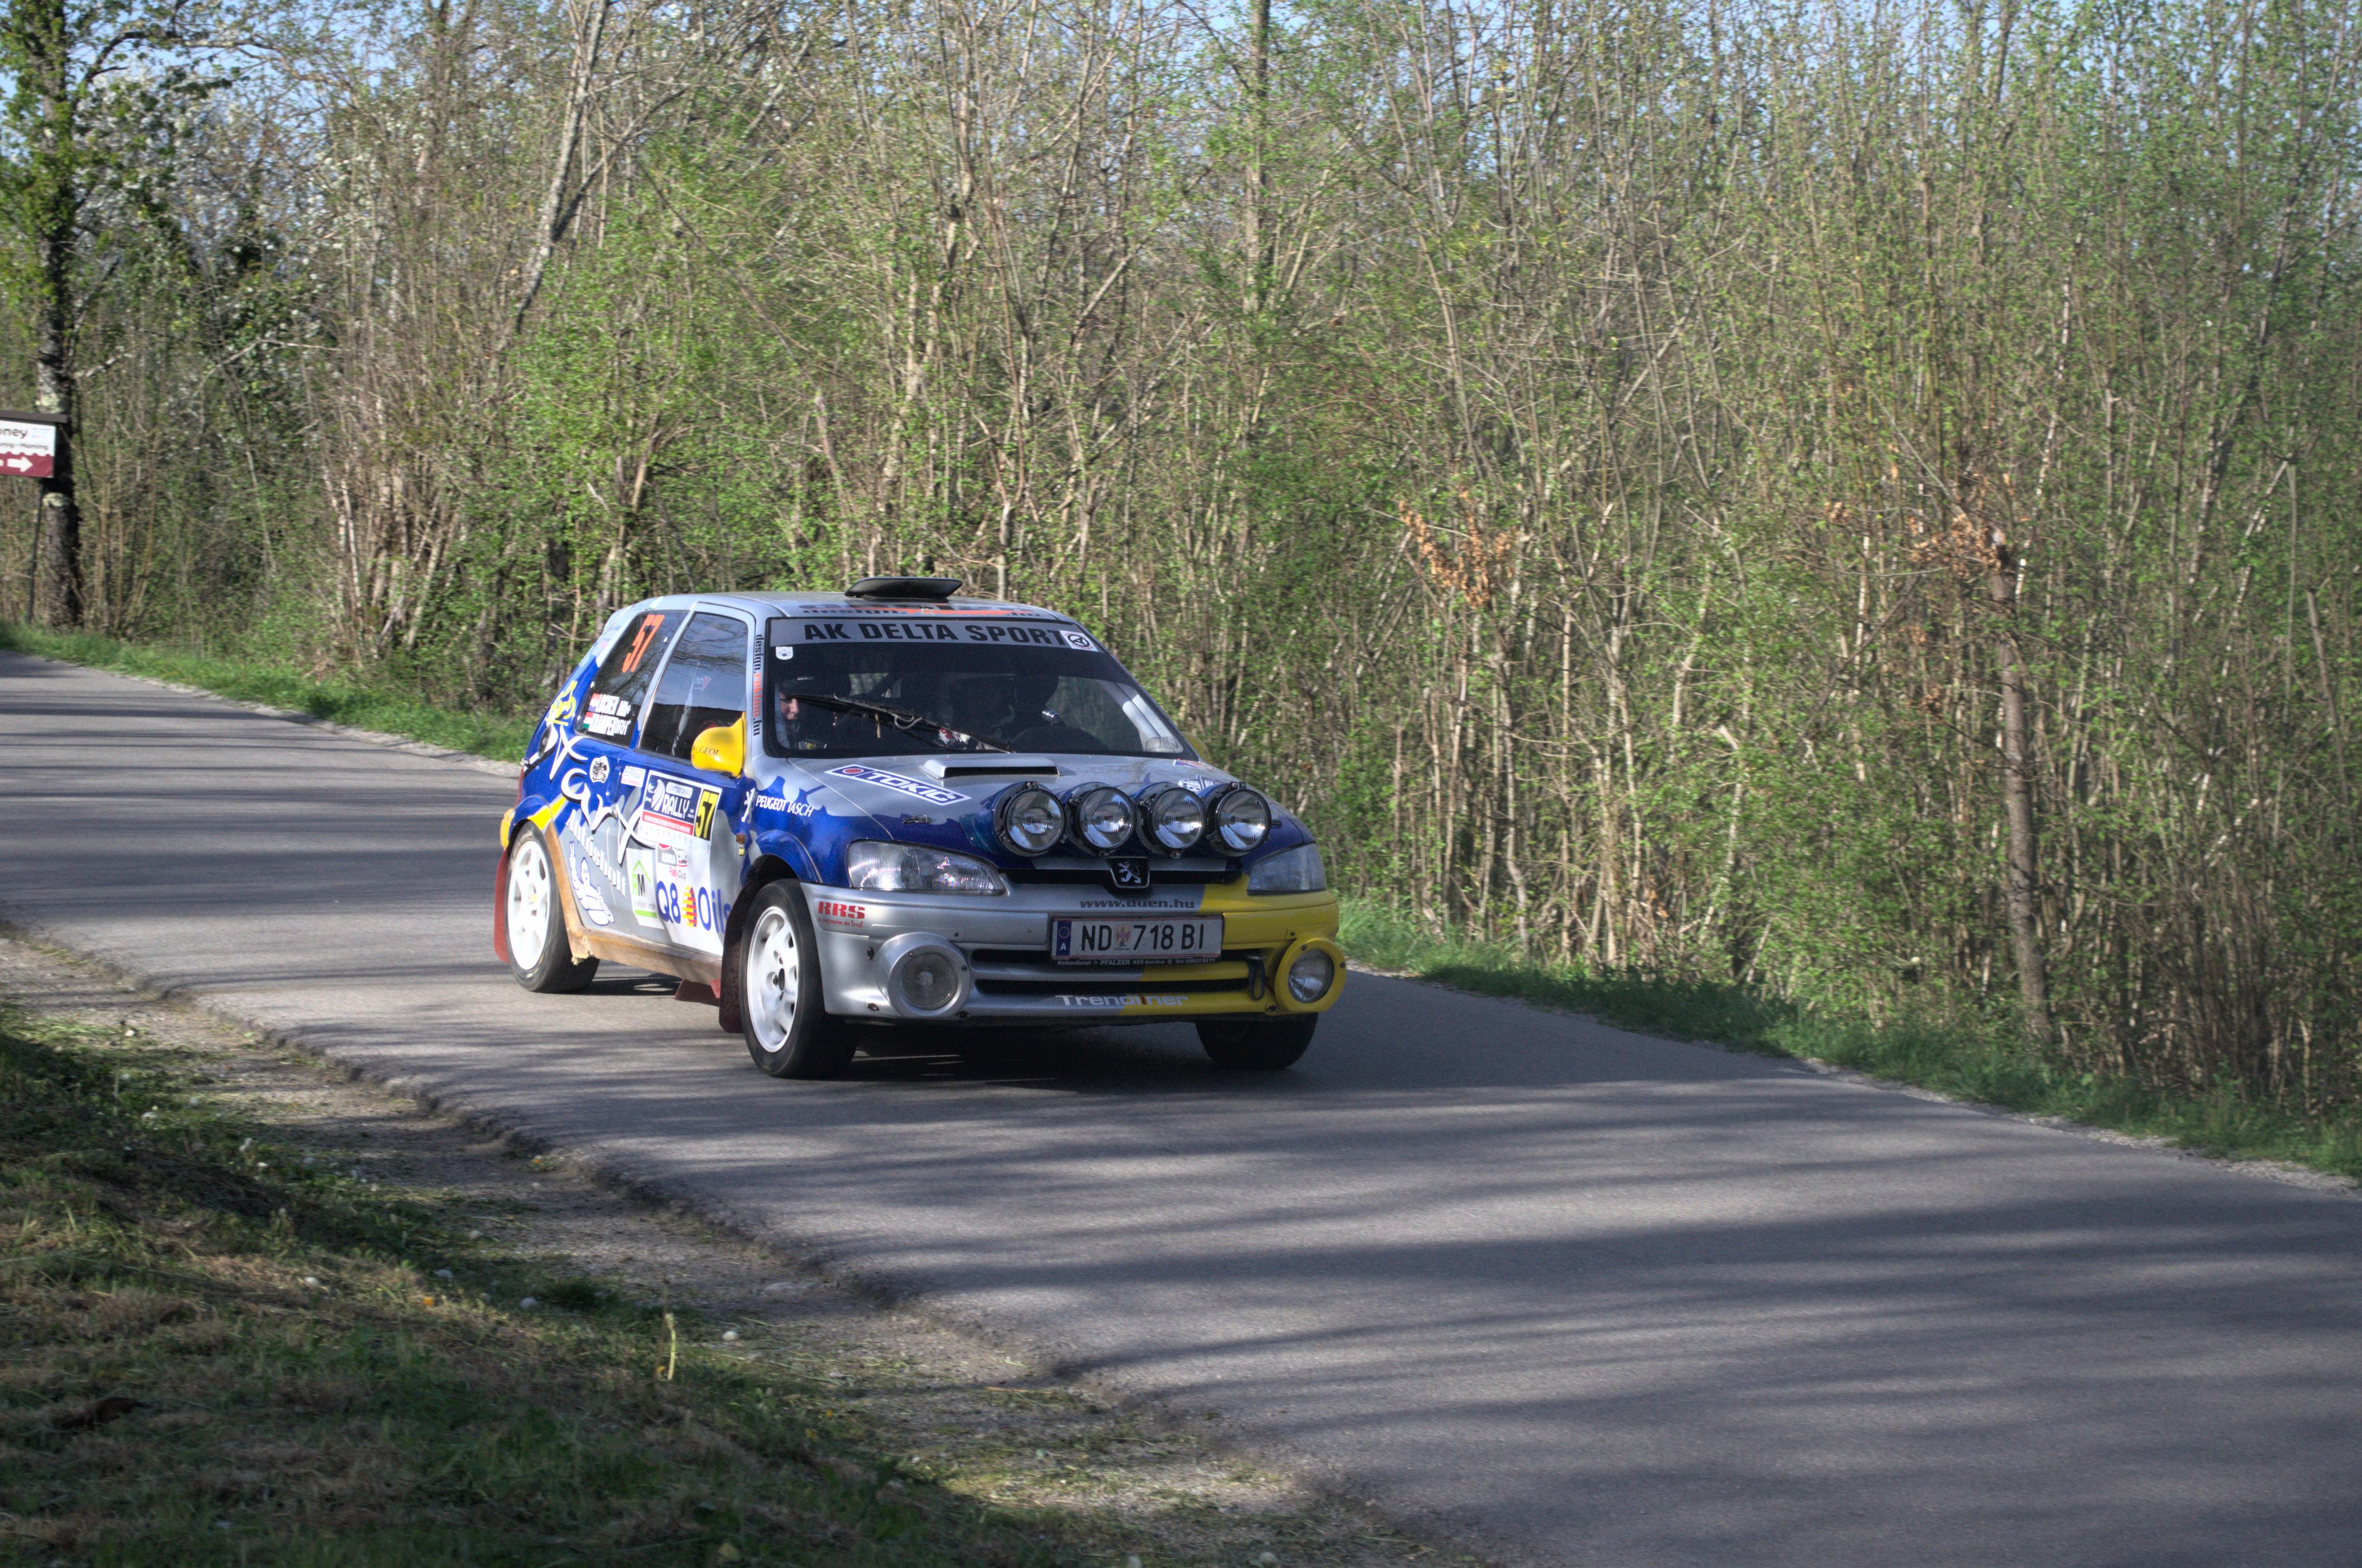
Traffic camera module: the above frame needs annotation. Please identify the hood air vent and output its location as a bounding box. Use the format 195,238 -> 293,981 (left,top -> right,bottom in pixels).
920,756 -> 1063,781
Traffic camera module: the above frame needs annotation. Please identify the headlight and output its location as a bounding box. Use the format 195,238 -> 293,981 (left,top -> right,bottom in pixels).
1247,842 -> 1325,894
1067,784 -> 1136,853
1139,785 -> 1206,853
1211,786 -> 1271,852
848,841 -> 1007,895
995,784 -> 1064,856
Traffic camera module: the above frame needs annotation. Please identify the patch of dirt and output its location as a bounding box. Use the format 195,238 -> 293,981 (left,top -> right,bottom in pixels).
0,931 -> 1485,1568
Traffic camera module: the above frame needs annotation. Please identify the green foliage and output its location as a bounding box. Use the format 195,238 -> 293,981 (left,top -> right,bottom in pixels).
0,620 -> 537,760
1341,898 -> 2362,1180
4,0 -> 2359,1109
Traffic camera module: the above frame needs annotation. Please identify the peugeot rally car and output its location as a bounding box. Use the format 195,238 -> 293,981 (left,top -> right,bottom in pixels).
494,577 -> 1343,1078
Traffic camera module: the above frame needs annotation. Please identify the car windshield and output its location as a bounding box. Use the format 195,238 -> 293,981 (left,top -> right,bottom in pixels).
765,618 -> 1193,760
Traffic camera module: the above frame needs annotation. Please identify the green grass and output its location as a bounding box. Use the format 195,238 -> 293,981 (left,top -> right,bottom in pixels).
0,1004 -> 1081,1566
0,621 -> 536,763
1340,898 -> 2362,1181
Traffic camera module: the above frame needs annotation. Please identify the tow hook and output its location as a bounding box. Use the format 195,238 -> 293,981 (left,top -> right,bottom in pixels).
1247,951 -> 1267,1001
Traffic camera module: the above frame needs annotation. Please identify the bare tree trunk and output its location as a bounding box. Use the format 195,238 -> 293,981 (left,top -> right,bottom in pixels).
1991,531 -> 2055,1041
19,0 -> 81,626
33,285 -> 79,629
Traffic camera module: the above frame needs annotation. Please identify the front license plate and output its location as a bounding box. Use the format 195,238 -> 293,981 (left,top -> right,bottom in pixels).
1051,916 -> 1223,964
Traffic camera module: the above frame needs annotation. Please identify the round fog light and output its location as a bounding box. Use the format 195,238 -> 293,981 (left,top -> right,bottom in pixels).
876,933 -> 970,1018
1286,947 -> 1335,1004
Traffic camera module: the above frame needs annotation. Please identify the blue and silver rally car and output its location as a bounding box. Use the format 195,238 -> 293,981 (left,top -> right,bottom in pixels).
494,577 -> 1343,1077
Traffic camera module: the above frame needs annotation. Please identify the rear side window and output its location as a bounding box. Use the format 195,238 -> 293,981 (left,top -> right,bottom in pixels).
584,609 -> 683,740
641,611 -> 751,761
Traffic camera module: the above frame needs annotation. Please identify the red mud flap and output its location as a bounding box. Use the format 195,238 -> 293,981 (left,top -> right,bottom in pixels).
673,980 -> 720,1006
491,852 -> 511,964
715,944 -> 744,1035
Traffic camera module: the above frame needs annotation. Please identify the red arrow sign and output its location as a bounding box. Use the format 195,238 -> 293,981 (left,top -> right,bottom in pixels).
0,421 -> 58,478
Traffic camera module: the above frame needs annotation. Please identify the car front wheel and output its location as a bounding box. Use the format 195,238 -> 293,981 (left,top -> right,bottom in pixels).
505,831 -> 598,993
736,881 -> 856,1079
1196,1015 -> 1317,1070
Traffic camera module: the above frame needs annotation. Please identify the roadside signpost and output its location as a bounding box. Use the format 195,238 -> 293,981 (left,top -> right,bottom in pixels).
0,412 -> 62,478
4,411 -> 69,621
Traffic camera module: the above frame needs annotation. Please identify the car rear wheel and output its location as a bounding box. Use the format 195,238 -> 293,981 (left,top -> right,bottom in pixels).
506,831 -> 598,993
1196,1015 -> 1317,1070
737,882 -> 856,1079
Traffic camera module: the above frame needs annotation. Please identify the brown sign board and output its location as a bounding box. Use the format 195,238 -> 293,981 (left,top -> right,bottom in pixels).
0,411 -> 62,479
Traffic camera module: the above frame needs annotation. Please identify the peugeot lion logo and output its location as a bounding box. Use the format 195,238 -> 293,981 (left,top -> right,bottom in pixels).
1108,858 -> 1150,892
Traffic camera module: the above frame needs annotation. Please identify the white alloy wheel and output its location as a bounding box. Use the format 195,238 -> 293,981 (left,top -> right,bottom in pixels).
733,881 -> 855,1079
507,833 -> 557,966
745,904 -> 801,1052
505,829 -> 598,993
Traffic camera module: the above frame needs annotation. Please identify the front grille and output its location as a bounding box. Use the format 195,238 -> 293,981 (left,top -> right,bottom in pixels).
973,975 -> 1241,996
1005,857 -> 1236,887
969,947 -> 1254,970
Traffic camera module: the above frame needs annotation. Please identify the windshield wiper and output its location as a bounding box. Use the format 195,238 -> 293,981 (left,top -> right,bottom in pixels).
784,693 -> 1012,752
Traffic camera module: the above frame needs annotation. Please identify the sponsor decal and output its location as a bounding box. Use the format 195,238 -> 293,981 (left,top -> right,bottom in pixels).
816,898 -> 867,931
566,847 -> 615,927
794,618 -> 1093,649
652,878 -> 728,935
640,773 -> 701,831
627,849 -> 658,921
581,690 -> 634,738
1075,894 -> 1205,910
754,788 -> 817,818
589,756 -> 610,784
1055,994 -> 1188,1008
825,765 -> 968,806
620,766 -> 645,787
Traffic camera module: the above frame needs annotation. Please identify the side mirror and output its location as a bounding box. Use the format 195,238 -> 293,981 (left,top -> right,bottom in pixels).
691,714 -> 747,777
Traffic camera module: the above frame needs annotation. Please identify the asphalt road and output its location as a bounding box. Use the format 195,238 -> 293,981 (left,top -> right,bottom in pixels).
7,647 -> 2361,1568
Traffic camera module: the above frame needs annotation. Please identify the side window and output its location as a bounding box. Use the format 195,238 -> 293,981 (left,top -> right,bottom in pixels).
584,609 -> 683,741
641,611 -> 751,762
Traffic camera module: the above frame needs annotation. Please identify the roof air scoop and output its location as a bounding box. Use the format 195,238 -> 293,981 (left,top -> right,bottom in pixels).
846,576 -> 962,600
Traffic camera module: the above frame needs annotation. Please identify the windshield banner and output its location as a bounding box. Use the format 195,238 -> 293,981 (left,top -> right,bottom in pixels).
786,618 -> 1094,651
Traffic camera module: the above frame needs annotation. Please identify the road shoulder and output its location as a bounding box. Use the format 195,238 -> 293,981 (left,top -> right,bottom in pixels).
0,929 -> 1477,1568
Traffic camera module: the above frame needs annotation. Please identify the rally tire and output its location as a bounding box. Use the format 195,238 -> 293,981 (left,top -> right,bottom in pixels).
736,881 -> 857,1079
1197,1015 -> 1317,1071
505,831 -> 599,994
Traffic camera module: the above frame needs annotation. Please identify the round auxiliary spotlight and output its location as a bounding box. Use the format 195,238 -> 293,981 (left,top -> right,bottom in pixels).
1139,784 -> 1206,854
1210,786 -> 1272,853
1067,785 -> 1137,854
995,783 -> 1064,856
